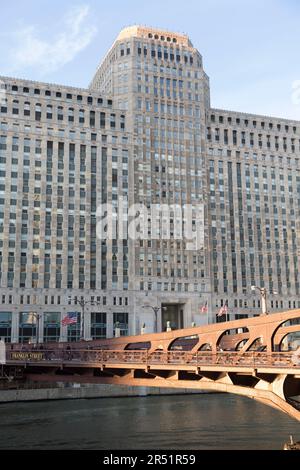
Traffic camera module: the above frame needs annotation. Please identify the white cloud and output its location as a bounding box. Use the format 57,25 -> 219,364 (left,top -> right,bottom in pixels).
10,5 -> 97,76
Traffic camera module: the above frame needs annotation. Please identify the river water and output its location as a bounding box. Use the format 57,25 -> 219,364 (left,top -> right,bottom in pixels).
0,394 -> 299,450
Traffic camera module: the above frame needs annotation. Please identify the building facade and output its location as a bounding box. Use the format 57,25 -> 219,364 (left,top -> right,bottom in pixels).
207,108 -> 300,319
0,79 -> 132,342
0,25 -> 300,343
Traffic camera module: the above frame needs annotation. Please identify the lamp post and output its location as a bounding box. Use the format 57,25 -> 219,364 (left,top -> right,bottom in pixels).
31,312 -> 42,344
69,298 -> 101,341
114,321 -> 121,338
251,286 -> 278,315
142,305 -> 167,333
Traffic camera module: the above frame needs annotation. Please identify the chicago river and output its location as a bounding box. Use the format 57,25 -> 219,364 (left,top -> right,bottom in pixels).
0,394 -> 299,450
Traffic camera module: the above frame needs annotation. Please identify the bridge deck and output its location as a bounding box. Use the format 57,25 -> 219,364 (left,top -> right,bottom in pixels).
5,350 -> 300,371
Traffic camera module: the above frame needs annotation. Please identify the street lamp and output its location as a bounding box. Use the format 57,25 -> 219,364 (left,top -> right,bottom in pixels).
142,305 -> 167,333
251,286 -> 278,315
69,298 -> 101,341
30,312 -> 42,344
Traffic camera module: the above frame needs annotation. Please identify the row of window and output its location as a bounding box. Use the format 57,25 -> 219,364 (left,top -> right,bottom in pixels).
5,83 -> 113,106
0,293 -> 130,306
214,280 -> 299,297
0,135 -> 127,154
151,75 -> 200,91
0,129 -> 128,146
136,44 -> 195,65
207,128 -> 300,152
1,253 -> 129,290
218,299 -> 300,310
208,147 -> 300,167
0,312 -> 129,343
147,33 -> 178,43
139,281 -> 205,292
139,268 -> 203,279
135,61 -> 201,79
209,158 -> 300,188
210,114 -> 298,134
136,99 -> 202,116
0,103 -> 125,130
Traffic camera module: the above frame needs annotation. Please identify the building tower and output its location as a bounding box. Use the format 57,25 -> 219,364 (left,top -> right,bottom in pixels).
91,26 -> 212,330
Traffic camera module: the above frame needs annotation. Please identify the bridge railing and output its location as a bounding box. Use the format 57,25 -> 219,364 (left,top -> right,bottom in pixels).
6,349 -> 299,368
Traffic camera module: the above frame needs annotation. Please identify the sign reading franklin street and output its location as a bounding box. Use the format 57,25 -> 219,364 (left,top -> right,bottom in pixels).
11,352 -> 44,361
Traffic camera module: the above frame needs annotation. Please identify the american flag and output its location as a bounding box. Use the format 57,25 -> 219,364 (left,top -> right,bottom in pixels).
201,301 -> 208,314
62,312 -> 78,326
218,304 -> 228,317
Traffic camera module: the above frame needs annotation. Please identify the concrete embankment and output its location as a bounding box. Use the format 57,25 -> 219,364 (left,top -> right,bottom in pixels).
0,384 -> 211,403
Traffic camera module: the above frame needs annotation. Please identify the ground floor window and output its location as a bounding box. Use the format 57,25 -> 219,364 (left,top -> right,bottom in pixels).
113,312 -> 128,336
44,312 -> 61,342
0,312 -> 12,342
216,315 -> 228,324
66,312 -> 81,342
19,312 -> 38,343
91,312 -> 106,339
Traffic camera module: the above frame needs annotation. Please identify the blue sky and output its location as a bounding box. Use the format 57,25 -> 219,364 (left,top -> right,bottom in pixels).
1,0 -> 300,119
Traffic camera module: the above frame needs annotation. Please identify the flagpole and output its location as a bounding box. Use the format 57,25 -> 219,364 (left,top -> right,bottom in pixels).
200,301 -> 209,325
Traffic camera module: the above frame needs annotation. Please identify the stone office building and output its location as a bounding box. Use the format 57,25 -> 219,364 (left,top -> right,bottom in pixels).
0,25 -> 299,343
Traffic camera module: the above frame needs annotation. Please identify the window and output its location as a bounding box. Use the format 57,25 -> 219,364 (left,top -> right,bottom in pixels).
91,312 -> 106,339
57,106 -> 63,121
100,112 -> 105,128
68,108 -> 74,122
47,105 -> 53,119
113,312 -> 128,336
79,109 -> 85,124
90,111 -> 96,127
35,103 -> 42,121
19,312 -> 38,343
110,114 -> 116,128
12,100 -> 19,115
24,102 -> 31,116
67,312 -> 81,342
0,312 -> 12,342
43,312 -> 61,342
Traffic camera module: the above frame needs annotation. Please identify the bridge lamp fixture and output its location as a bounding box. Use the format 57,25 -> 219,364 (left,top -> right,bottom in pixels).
142,305 -> 167,333
251,286 -> 278,315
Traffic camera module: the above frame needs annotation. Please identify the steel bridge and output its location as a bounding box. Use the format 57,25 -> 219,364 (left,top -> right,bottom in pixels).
2,310 -> 300,421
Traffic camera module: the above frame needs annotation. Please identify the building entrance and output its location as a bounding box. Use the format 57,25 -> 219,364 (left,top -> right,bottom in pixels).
161,304 -> 184,331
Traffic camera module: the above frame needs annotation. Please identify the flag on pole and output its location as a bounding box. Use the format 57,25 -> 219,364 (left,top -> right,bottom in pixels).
62,312 -> 78,326
201,301 -> 208,314
217,304 -> 228,317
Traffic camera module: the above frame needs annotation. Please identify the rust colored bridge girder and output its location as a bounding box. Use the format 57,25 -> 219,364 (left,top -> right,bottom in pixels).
80,309 -> 300,354
4,310 -> 300,421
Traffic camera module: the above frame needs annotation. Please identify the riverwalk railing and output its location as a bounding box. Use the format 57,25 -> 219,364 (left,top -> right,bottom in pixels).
6,349 -> 300,369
